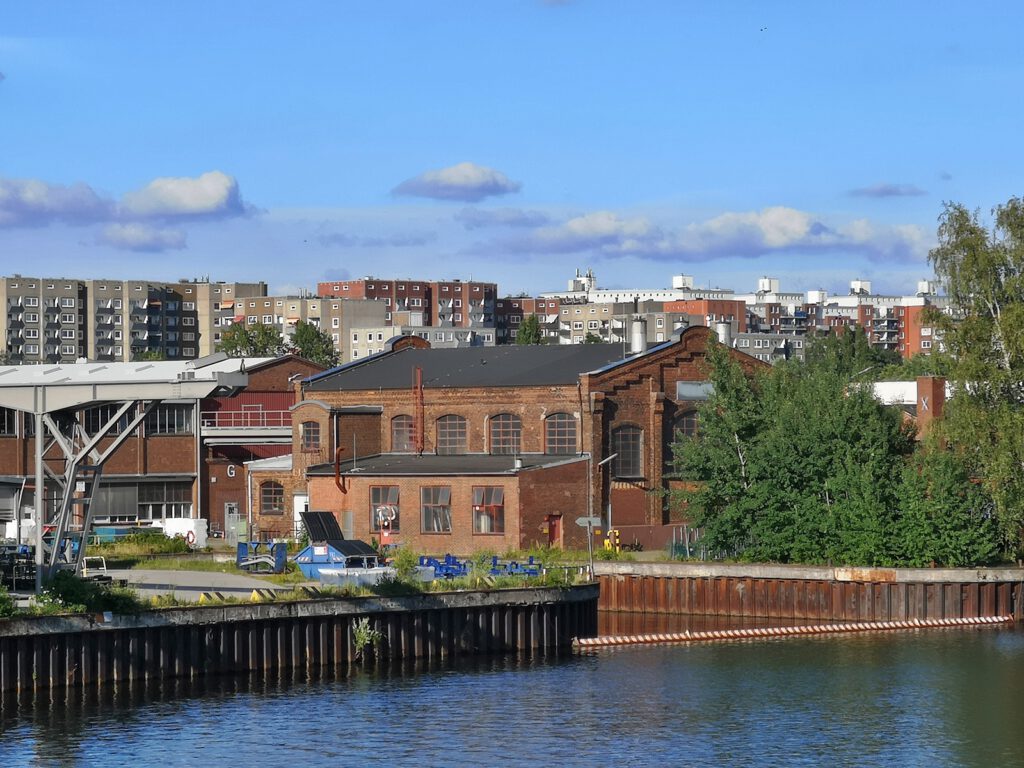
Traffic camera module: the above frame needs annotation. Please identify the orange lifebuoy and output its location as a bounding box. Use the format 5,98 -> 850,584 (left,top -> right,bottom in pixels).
185,530 -> 196,546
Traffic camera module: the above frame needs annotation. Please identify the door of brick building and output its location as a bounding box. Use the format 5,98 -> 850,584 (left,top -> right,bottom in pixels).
547,514 -> 561,547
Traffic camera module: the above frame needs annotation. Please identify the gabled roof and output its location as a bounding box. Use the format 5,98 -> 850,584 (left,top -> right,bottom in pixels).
304,344 -> 629,391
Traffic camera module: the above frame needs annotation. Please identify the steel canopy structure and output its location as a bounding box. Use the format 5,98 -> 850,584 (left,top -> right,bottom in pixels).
0,354 -> 248,590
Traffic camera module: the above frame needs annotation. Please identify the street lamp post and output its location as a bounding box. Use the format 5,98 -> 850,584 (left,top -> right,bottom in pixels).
586,452 -> 617,577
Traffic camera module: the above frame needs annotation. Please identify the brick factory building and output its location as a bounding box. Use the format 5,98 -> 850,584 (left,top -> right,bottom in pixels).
249,328 -> 764,553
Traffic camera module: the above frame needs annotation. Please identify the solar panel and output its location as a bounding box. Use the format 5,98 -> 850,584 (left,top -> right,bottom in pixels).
300,510 -> 344,542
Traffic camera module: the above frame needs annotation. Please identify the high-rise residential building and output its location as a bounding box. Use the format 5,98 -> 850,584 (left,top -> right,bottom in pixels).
316,276 -> 497,330
1,275 -> 266,363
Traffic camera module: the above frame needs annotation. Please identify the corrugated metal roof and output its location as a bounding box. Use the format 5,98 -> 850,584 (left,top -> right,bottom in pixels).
304,345 -> 629,391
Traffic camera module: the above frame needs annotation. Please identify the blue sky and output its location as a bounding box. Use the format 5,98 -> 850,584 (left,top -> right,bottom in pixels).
2,1 -> 1022,297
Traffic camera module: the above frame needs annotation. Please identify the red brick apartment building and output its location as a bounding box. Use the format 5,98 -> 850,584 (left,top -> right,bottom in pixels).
0,355 -> 323,538
316,277 -> 497,329
250,329 -> 764,553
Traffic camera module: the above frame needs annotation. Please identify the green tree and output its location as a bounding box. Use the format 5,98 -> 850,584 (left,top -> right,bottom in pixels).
218,323 -> 286,357
583,332 -> 604,344
804,326 -> 900,380
132,349 -> 167,362
515,314 -> 543,345
675,343 -> 916,565
928,198 -> 1024,552
291,320 -> 339,367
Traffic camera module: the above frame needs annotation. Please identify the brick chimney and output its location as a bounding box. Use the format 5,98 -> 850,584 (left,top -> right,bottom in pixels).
916,376 -> 946,437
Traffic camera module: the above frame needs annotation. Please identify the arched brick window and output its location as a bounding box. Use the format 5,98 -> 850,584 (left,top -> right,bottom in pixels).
489,413 -> 522,455
435,415 -> 467,455
675,410 -> 700,439
260,481 -> 285,515
611,424 -> 643,479
392,414 -> 415,452
545,412 -> 577,455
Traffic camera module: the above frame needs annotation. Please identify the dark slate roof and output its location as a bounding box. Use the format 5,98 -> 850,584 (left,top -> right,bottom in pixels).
304,344 -> 629,391
306,452 -> 587,477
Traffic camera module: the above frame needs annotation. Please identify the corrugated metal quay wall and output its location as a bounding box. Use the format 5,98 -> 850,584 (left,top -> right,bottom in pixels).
0,586 -> 598,694
596,564 -> 1024,622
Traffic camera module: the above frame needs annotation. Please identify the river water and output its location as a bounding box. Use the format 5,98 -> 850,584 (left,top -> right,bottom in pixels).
2,619 -> 1023,767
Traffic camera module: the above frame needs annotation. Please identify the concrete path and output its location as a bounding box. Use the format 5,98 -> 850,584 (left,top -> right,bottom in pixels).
107,569 -> 288,602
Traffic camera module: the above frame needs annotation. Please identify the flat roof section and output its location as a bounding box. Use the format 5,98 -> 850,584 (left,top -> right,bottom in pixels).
0,354 -> 249,413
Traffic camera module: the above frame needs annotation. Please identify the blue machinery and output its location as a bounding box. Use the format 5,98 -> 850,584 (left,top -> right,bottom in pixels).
236,541 -> 288,574
417,554 -> 541,579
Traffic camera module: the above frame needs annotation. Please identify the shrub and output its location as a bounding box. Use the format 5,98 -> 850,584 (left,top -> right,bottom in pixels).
0,584 -> 15,618
40,571 -> 144,615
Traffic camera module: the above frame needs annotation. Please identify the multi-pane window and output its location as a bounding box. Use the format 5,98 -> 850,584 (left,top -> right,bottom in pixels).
392,415 -> 415,452
421,486 -> 452,533
138,481 -> 192,520
0,407 -> 16,436
489,413 -> 522,455
545,413 -> 577,455
145,404 -> 193,435
612,425 -> 644,478
473,486 -> 505,534
436,415 -> 467,455
300,421 -> 321,451
260,481 -> 285,515
675,410 -> 699,439
370,485 -> 400,532
84,404 -> 132,435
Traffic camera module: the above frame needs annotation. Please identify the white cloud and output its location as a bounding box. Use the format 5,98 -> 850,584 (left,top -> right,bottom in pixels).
490,206 -> 929,264
0,177 -> 113,227
96,223 -> 187,252
120,170 -> 245,219
392,162 -> 520,202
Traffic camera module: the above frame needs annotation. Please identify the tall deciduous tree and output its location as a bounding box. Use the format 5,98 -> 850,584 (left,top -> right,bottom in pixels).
291,321 -> 339,368
673,341 -> 1001,566
218,323 -> 285,357
929,198 -> 1024,552
515,314 -> 543,345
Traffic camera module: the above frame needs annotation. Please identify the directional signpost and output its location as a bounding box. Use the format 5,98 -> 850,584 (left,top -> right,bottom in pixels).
576,516 -> 602,579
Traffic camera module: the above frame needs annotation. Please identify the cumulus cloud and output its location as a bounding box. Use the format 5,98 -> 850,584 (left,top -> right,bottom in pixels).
454,206 -> 549,230
0,177 -> 114,227
96,223 -> 187,252
849,183 -> 927,198
120,170 -> 246,219
489,206 -> 928,264
318,232 -> 435,248
392,162 -> 520,202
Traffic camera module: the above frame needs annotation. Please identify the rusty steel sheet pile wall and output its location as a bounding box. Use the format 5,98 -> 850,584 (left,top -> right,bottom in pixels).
596,565 -> 1024,623
0,586 -> 598,694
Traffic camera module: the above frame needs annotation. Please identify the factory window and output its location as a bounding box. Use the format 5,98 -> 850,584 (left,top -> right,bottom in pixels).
370,486 -> 400,532
612,424 -> 643,479
145,404 -> 193,435
473,486 -> 505,534
138,481 -> 192,520
545,413 -> 577,455
300,421 -> 321,452
84,404 -> 131,435
260,482 -> 285,516
391,415 -> 415,452
489,413 -> 522,455
0,407 -> 17,436
421,486 -> 452,533
435,415 -> 467,455
675,410 -> 700,439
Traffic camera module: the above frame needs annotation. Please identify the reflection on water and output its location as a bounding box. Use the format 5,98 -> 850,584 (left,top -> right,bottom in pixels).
2,618 -> 1023,768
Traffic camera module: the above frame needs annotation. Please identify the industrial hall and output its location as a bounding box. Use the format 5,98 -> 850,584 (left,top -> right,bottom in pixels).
250,326 -> 764,553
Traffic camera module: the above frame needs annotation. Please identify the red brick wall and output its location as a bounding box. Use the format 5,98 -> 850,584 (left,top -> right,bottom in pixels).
518,459 -> 588,549
308,473 -> 522,556
250,467 -> 303,540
